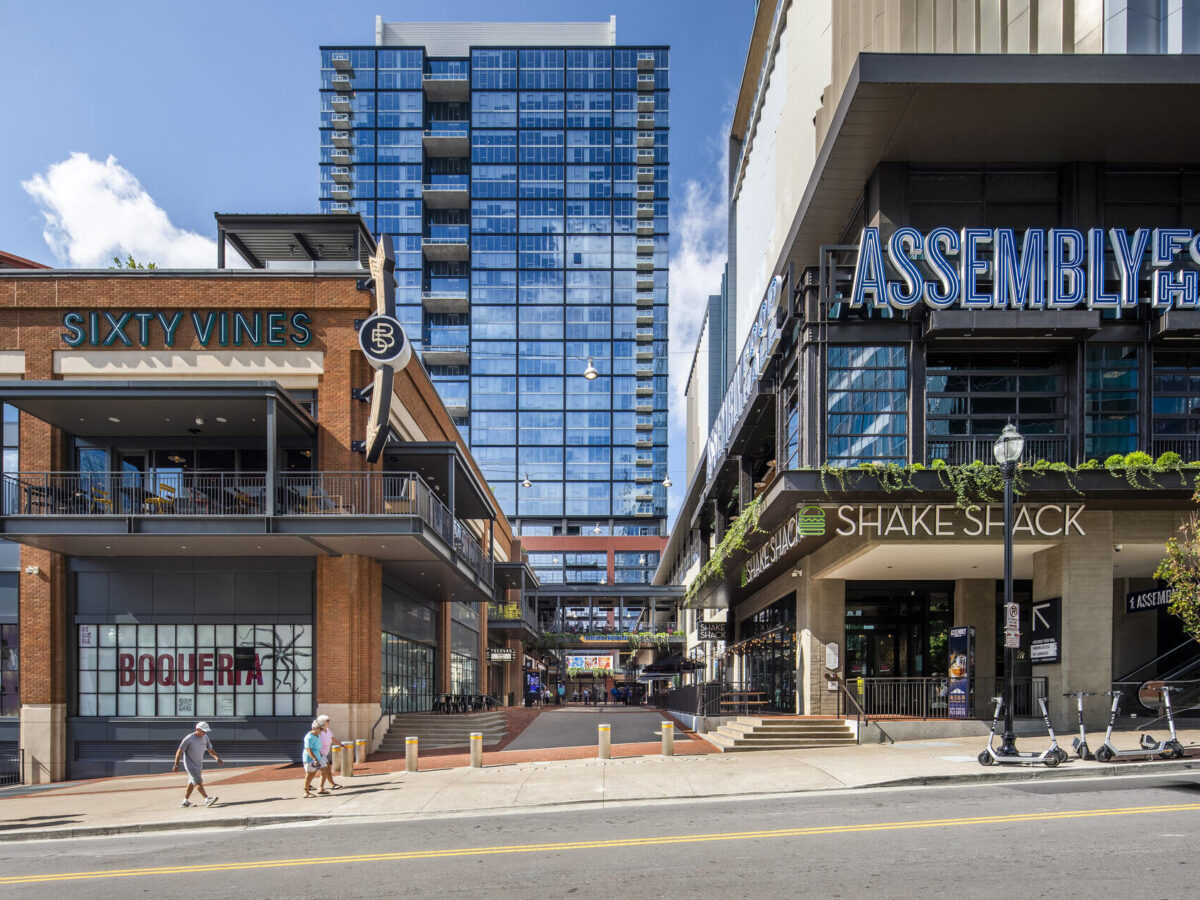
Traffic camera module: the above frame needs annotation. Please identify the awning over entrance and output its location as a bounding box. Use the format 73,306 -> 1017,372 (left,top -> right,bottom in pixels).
0,380 -> 316,439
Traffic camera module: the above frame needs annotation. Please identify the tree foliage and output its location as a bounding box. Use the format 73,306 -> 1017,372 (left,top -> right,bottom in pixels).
110,254 -> 157,270
1155,489 -> 1200,643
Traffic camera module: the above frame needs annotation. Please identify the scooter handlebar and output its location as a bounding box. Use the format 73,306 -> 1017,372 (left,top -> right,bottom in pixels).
1062,691 -> 1097,697
1161,686 -> 1183,693
1103,690 -> 1123,697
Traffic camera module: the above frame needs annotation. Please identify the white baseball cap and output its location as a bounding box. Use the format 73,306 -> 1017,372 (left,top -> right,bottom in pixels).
195,722 -> 211,733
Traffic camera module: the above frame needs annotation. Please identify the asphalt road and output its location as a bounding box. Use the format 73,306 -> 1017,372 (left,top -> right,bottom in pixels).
1,772 -> 1199,897
505,706 -> 668,750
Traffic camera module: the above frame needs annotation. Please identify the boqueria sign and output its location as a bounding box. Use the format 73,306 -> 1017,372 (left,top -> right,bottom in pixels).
743,503 -> 1087,585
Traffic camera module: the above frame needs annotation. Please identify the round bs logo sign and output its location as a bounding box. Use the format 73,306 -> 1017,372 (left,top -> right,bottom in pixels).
358,314 -> 411,371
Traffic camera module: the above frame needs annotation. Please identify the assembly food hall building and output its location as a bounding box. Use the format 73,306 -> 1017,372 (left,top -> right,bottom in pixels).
660,46 -> 1200,732
0,215 -> 530,782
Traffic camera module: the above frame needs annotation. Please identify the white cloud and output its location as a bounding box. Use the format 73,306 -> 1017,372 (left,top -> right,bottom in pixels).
22,152 -> 215,268
666,104 -> 732,526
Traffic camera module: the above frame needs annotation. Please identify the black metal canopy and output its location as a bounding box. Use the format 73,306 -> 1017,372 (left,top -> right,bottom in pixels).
215,213 -> 375,269
382,440 -> 496,521
0,380 -> 316,439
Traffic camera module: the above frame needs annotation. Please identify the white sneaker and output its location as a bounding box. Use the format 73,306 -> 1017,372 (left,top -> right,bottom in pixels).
179,799 -> 192,808
204,796 -> 218,807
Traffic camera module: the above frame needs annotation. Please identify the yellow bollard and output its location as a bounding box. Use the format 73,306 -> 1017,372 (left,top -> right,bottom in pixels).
340,742 -> 353,778
405,736 -> 418,773
661,721 -> 674,757
469,732 -> 483,768
355,739 -> 366,764
598,723 -> 611,760
330,743 -> 343,773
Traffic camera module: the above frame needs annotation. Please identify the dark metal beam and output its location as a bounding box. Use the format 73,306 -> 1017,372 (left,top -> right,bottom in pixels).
224,232 -> 263,269
292,232 -> 319,261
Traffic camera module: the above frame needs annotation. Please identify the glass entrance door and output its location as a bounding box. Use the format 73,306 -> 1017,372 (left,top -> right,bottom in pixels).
869,629 -> 899,677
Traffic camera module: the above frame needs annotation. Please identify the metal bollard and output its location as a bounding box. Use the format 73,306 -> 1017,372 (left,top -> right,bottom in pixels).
598,723 -> 611,760
405,736 -> 419,773
330,743 -> 342,773
340,742 -> 353,777
469,732 -> 483,768
355,739 -> 366,764
661,721 -> 674,757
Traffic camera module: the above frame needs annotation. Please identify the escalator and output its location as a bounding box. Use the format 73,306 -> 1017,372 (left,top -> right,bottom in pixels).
1113,637 -> 1200,718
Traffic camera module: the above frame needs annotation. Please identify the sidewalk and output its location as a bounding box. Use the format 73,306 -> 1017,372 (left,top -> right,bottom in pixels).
3,728 -> 1200,842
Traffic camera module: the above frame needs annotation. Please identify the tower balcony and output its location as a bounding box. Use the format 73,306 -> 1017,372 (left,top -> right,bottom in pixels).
423,121 -> 470,157
637,52 -> 655,71
331,94 -> 353,112
330,167 -> 353,184
422,177 -> 470,209
330,53 -> 353,71
637,74 -> 656,92
423,71 -> 469,102
637,131 -> 655,148
638,96 -> 655,113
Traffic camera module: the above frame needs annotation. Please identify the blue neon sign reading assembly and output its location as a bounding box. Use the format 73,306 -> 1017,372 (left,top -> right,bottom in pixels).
850,227 -> 1200,310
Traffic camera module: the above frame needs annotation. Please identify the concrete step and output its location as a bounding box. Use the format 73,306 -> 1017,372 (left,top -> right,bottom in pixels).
707,733 -> 857,752
720,721 -> 852,737
706,716 -> 858,752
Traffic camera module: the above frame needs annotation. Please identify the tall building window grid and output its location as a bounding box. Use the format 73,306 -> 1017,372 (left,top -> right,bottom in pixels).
320,45 -> 669,529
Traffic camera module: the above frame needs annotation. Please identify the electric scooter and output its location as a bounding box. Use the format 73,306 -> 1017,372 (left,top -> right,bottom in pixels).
977,695 -> 1067,767
1094,687 -> 1185,762
1063,690 -> 1097,759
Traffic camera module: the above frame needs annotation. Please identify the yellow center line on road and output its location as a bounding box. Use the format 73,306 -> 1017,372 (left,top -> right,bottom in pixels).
4,801 -> 1199,885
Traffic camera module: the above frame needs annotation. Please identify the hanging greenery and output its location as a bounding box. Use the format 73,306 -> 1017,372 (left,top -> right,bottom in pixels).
684,495 -> 765,603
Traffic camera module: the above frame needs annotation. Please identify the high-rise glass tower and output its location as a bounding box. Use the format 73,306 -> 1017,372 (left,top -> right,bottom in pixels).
320,19 -> 669,585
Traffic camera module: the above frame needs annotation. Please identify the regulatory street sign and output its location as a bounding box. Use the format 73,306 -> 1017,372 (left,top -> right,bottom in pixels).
1004,630 -> 1021,649
1005,602 -> 1020,630
1029,597 -> 1061,664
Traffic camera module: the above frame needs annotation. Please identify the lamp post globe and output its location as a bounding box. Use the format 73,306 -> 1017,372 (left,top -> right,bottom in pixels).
992,423 -> 1025,465
583,358 -> 599,381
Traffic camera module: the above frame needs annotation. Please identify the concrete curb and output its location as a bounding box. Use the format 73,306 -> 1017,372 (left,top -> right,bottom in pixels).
4,756 -> 1198,843
0,813 -> 325,843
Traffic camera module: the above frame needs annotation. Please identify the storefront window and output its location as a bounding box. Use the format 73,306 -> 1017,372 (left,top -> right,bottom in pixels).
0,623 -> 17,716
736,595 -> 796,714
1152,350 -> 1200,458
450,652 -> 479,694
76,624 -> 312,718
382,631 -> 434,713
1085,345 -> 1139,457
926,352 -> 1066,463
826,346 -> 908,464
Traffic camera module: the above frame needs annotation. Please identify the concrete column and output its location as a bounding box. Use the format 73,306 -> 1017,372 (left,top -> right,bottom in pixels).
953,579 -> 997,680
436,602 -> 452,694
315,555 -> 383,749
19,548 -> 67,783
799,577 -> 845,716
1034,510 -> 1114,729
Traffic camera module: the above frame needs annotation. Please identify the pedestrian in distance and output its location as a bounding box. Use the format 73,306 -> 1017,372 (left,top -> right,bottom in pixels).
316,714 -> 342,792
303,720 -> 327,798
583,688 -> 590,706
557,682 -> 565,706
173,721 -> 221,808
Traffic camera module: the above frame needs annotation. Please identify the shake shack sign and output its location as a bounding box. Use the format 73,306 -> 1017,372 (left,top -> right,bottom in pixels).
743,502 -> 1087,587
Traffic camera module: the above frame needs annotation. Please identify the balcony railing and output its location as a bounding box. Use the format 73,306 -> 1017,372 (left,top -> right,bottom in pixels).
487,600 -> 537,631
424,121 -> 469,137
2,471 -> 491,582
925,435 -> 1070,466
1151,436 -> 1200,462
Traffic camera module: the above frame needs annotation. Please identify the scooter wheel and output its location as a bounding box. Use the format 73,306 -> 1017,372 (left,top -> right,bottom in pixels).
1095,746 -> 1113,763
1044,753 -> 1060,768
1172,741 -> 1186,760
1076,743 -> 1091,761
1056,748 -> 1070,764
978,750 -> 993,766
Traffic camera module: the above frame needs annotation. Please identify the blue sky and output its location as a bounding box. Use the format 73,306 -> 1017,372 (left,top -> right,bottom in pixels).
0,0 -> 753,519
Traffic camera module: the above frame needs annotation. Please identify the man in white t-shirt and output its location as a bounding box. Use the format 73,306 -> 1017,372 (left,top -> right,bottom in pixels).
316,714 -> 342,791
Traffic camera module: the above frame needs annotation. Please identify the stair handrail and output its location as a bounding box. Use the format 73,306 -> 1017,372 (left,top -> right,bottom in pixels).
370,693 -> 407,747
1115,637 -> 1200,684
825,673 -> 885,745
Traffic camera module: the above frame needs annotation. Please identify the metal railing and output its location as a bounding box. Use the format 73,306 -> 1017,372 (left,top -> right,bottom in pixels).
2,471 -> 491,583
1151,437 -> 1200,461
0,747 -> 21,786
842,676 -> 1048,720
926,435 -> 1070,466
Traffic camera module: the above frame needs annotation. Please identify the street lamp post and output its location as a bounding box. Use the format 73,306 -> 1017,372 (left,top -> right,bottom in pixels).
992,423 -> 1025,755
